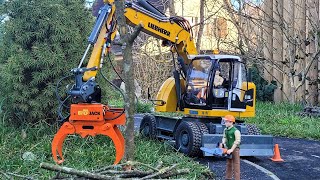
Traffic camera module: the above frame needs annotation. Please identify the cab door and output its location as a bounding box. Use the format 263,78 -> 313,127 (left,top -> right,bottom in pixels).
228,61 -> 247,111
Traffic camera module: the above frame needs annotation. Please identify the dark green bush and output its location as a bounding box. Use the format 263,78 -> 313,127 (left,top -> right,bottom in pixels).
136,101 -> 153,113
0,0 -> 93,125
250,65 -> 277,101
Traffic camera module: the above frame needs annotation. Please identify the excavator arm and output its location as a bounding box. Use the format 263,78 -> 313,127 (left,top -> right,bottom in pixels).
52,0 -> 198,165
83,0 -> 198,81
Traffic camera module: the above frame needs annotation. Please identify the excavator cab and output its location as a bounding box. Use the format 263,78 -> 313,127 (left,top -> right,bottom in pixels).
182,55 -> 254,112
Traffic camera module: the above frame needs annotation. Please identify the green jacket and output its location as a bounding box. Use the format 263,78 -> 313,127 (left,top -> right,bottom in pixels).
224,126 -> 241,149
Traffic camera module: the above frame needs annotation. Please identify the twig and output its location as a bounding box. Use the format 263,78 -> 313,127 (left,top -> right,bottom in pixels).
117,170 -> 153,178
40,163 -> 114,180
94,161 -> 159,173
140,164 -> 178,180
0,171 -> 11,179
159,168 -> 190,179
155,161 -> 163,169
94,164 -> 122,173
5,172 -> 34,180
99,169 -> 150,175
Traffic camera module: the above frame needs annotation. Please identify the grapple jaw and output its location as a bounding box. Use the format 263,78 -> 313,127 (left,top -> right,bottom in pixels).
52,104 -> 125,165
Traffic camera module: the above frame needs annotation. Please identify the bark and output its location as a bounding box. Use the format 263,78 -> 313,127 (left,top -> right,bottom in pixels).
262,0 -> 274,83
40,163 -> 113,180
140,164 -> 178,180
41,162 -> 189,179
294,0 -> 306,102
196,0 -> 205,53
282,0 -> 295,102
272,0 -> 283,102
114,0 -> 142,163
305,0 -> 319,105
168,0 -> 176,16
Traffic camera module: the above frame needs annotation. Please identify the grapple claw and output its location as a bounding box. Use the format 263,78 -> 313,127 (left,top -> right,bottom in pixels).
52,122 -> 75,164
99,124 -> 125,164
52,104 -> 126,165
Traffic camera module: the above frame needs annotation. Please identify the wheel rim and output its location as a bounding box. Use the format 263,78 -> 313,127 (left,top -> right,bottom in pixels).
181,130 -> 189,146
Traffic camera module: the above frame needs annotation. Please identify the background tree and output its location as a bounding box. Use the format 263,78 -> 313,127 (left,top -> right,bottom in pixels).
0,0 -> 93,125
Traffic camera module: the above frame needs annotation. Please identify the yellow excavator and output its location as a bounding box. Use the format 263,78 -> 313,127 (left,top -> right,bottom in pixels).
52,0 -> 274,164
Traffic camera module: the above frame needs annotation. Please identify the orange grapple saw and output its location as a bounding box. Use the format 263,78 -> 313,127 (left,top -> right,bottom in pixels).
53,66 -> 126,165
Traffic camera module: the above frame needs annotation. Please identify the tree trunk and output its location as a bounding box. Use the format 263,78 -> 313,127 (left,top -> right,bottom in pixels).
294,0 -> 306,102
196,0 -> 205,53
168,0 -> 176,16
282,0 -> 294,102
262,0 -> 273,83
115,0 -> 142,163
272,0 -> 283,102
306,0 -> 319,105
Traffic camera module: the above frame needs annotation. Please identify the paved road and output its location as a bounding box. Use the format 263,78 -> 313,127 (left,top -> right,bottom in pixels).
134,114 -> 320,180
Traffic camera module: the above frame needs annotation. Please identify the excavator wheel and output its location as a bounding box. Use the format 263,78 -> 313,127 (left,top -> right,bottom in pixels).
139,114 -> 157,139
196,122 -> 209,135
175,121 -> 202,157
196,122 -> 209,156
246,124 -> 261,135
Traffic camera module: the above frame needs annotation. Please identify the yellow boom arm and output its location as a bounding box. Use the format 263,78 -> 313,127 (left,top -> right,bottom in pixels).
83,0 -> 198,81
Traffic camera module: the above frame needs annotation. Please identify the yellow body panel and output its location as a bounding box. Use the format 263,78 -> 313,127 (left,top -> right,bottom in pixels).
155,78 -> 186,112
156,79 -> 256,118
241,82 -> 256,116
124,8 -> 197,62
183,108 -> 255,118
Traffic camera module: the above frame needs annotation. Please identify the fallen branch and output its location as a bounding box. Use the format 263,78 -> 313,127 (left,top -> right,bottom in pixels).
0,171 -> 11,179
140,164 -> 178,180
155,161 -> 163,169
1,171 -> 34,180
94,161 -> 158,173
40,163 -> 113,180
42,161 -> 189,179
117,170 -> 153,178
160,168 -> 190,179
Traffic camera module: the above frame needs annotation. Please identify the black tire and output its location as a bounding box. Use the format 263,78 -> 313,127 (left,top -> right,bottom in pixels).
139,114 -> 157,138
196,122 -> 209,134
196,122 -> 209,156
175,121 -> 202,157
246,124 -> 261,135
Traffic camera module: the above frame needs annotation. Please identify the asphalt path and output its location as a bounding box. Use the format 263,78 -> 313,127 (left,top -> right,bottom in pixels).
134,114 -> 320,180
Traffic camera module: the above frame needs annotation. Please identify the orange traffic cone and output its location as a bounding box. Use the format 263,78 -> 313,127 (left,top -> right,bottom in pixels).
270,144 -> 284,162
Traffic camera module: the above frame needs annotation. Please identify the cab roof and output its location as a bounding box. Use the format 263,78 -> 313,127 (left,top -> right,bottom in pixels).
187,54 -> 242,62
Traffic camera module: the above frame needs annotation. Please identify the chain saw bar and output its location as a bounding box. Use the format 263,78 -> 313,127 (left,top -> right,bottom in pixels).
52,103 -> 125,165
200,147 -> 232,159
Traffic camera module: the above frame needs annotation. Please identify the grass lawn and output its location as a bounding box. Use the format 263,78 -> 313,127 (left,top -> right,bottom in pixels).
0,119 -> 213,179
246,102 -> 320,140
1,101 -> 319,179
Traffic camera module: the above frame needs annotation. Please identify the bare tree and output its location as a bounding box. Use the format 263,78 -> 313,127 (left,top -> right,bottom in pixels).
114,0 -> 142,163
196,0 -> 205,52
305,0 -> 319,105
221,0 -> 320,104
272,0 -> 283,102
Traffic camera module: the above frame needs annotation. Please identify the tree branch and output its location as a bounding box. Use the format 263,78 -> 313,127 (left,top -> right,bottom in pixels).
40,163 -> 113,180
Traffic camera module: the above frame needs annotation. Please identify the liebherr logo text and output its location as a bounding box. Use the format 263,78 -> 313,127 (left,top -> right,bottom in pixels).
148,22 -> 170,36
